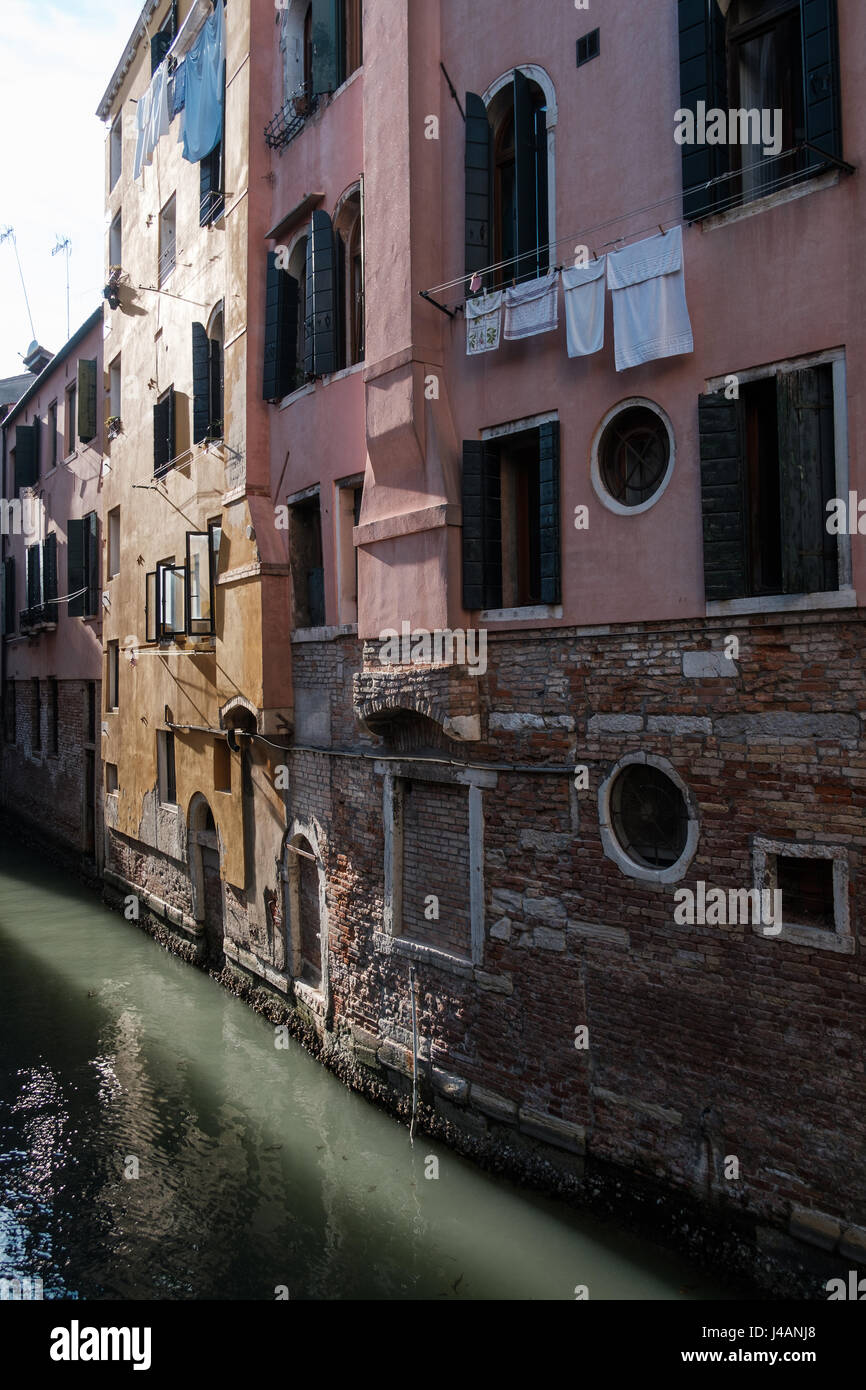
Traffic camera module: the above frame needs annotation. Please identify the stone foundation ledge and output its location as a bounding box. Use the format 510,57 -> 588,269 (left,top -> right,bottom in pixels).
790,1207 -> 866,1264
103,867 -> 200,941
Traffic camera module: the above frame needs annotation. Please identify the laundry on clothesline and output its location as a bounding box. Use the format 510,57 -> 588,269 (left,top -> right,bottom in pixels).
182,0 -> 225,163
503,270 -> 560,340
561,258 -> 606,358
606,226 -> 693,372
466,291 -> 503,355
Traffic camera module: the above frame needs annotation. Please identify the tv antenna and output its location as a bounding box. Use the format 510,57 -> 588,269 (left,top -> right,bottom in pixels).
52,235 -> 72,341
0,226 -> 37,342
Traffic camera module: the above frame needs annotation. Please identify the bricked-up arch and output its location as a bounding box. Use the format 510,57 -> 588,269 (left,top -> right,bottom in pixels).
282,819 -> 330,1019
188,792 -> 224,963
220,695 -> 258,733
354,660 -> 482,743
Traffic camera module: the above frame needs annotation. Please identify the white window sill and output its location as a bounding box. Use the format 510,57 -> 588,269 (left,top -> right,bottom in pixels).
291,623 -> 357,644
707,589 -> 855,617
752,922 -> 854,954
701,169 -> 840,232
374,931 -> 476,979
481,604 -> 563,622
278,361 -> 365,408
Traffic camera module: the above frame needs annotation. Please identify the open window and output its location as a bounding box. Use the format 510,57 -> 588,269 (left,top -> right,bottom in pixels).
336,476 -> 363,625
462,420 -> 561,612
153,386 -> 176,474
465,72 -> 550,287
699,360 -> 841,601
312,0 -> 362,96
145,531 -> 215,642
262,250 -> 300,400
186,531 -> 215,635
334,185 -> 364,369
192,309 -> 223,443
158,194 -> 176,285
109,212 -> 122,273
109,115 -> 122,191
678,0 -> 843,218
157,730 -> 177,804
288,494 -> 326,629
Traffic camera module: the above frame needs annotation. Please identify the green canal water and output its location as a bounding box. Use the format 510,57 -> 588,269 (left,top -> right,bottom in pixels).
0,841 -> 731,1301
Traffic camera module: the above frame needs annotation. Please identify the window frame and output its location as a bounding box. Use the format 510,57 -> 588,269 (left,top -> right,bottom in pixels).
158,194 -> 177,286
481,67 -> 557,288
107,640 -> 120,711
591,399 -> 676,517
705,348 -> 851,614
599,753 -> 699,885
65,382 -> 77,456
157,729 -> 177,805
751,836 -> 852,953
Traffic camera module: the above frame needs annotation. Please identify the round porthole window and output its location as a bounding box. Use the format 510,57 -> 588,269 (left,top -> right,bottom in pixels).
591,400 -> 675,515
610,763 -> 688,868
599,754 -> 698,883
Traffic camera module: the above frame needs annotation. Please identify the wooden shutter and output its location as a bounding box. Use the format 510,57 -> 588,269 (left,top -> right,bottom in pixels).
77,359 -> 98,442
2,557 -> 14,635
26,545 -> 40,609
513,70 -> 539,283
538,420 -> 561,605
192,322 -> 211,442
462,440 -> 502,611
777,365 -> 838,595
698,391 -> 748,600
210,337 -> 223,434
263,255 -> 299,401
145,571 -> 157,643
67,518 -> 85,617
42,533 -> 58,620
801,0 -> 842,162
312,0 -> 340,95
86,512 -> 99,617
14,424 -> 37,489
153,390 -> 174,472
306,211 -> 337,378
678,0 -> 728,219
465,92 -> 493,281
151,30 -> 172,74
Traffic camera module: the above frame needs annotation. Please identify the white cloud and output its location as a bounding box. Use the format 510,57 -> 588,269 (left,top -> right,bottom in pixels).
0,0 -> 145,377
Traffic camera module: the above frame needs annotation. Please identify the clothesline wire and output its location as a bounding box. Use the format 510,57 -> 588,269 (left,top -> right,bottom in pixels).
421,145 -> 826,302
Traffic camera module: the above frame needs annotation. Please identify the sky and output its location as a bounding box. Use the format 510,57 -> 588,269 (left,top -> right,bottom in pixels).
0,0 -> 145,379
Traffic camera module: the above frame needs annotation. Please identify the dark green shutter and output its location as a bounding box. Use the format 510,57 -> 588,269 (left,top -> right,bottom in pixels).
801,0 -> 842,162
777,365 -> 838,595
42,533 -> 57,621
67,518 -> 85,617
78,359 -> 98,442
678,0 -> 728,219
32,417 -> 41,480
27,546 -> 40,609
153,390 -> 175,472
192,322 -> 211,442
146,571 -> 157,643
210,337 -> 223,434
263,255 -> 299,400
465,92 -> 493,281
86,512 -> 99,617
699,391 -> 748,600
462,440 -> 502,611
312,0 -> 340,95
305,211 -> 337,378
2,557 -> 14,635
151,30 -> 171,74
14,425 -> 37,489
538,421 -> 561,605
513,71 -> 539,283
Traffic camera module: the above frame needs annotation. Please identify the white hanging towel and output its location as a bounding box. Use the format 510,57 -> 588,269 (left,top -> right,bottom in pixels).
606,226 -> 693,371
561,258 -> 606,358
148,63 -> 171,152
133,85 -> 153,180
503,270 -> 559,340
466,291 -> 503,355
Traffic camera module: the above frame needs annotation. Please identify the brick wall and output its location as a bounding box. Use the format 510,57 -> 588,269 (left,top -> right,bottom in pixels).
400,778 -> 471,957
0,679 -> 99,856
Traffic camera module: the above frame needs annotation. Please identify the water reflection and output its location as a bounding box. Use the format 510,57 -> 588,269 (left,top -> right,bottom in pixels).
0,843 -> 732,1300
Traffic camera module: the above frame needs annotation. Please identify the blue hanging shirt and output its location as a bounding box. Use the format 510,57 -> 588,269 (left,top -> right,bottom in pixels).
170,60 -> 187,120
182,0 -> 225,163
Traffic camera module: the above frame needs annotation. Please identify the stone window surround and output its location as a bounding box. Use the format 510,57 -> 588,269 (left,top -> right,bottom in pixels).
281,818 -> 331,1018
751,836 -> 852,954
705,348 -> 851,611
375,759 -> 497,975
598,752 -> 699,885
590,398 -> 676,517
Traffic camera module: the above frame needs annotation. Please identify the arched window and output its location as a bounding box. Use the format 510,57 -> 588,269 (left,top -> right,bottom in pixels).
465,68 -> 555,290
192,304 -> 224,443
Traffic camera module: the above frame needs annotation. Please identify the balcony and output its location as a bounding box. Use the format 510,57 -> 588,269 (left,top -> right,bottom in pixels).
19,603 -> 57,634
265,86 -> 318,152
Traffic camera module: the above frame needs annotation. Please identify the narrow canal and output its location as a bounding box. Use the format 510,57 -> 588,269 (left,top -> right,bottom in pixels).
0,842 -> 731,1301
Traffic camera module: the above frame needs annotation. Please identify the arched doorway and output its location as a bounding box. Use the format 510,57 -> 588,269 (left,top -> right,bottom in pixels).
189,794 -> 224,965
283,825 -> 327,998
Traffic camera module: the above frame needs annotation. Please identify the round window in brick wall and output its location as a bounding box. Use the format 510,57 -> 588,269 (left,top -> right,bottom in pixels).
599,405 -> 671,507
610,763 -> 689,870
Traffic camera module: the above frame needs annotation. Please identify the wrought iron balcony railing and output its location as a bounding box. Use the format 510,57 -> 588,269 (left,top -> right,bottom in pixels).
265,86 -> 318,152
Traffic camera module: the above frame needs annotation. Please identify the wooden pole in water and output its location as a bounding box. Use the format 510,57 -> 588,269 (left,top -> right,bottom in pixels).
409,964 -> 419,1143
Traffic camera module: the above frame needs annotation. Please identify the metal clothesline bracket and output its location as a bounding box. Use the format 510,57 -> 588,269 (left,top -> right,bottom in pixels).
419,289 -> 458,320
